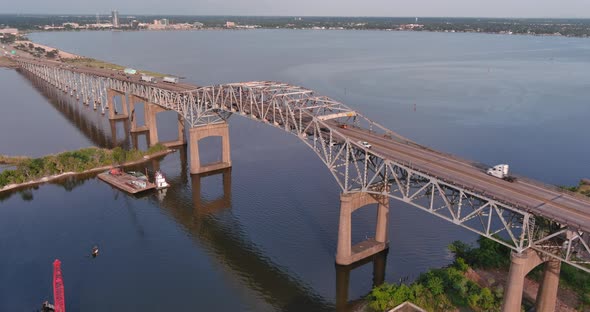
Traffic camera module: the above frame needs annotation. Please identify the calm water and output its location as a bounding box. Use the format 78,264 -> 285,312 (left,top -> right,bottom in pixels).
0,30 -> 589,311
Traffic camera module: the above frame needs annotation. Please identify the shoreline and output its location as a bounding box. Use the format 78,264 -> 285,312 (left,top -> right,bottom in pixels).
24,27 -> 590,39
0,149 -> 174,194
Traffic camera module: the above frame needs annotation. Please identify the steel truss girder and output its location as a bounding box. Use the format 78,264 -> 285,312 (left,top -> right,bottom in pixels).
17,61 -> 590,273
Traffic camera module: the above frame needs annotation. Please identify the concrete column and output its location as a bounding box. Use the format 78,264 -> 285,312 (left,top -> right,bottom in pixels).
189,123 -> 232,174
502,249 -> 543,312
177,114 -> 186,144
535,259 -> 561,312
107,89 -> 116,119
336,195 -> 353,265
336,192 -> 389,266
146,102 -> 166,146
375,196 -> 389,244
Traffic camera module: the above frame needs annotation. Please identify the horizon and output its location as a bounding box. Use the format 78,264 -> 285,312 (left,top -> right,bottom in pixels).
2,13 -> 590,20
1,0 -> 589,19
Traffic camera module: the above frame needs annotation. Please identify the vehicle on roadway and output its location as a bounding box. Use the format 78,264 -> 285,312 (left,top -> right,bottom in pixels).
140,75 -> 157,83
124,68 -> 137,75
486,164 -> 517,182
163,76 -> 179,84
358,141 -> 372,149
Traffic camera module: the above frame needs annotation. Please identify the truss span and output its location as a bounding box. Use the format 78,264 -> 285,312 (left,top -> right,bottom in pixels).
17,59 -> 590,272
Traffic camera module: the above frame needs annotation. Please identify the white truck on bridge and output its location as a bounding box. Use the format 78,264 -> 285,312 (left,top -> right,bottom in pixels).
140,75 -> 157,83
487,164 -> 516,182
163,76 -> 179,84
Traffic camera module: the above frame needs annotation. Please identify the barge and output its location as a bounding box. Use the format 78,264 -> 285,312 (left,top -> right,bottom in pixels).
97,168 -> 156,194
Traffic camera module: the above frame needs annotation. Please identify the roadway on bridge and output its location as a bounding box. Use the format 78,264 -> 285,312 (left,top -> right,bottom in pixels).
338,126 -> 590,232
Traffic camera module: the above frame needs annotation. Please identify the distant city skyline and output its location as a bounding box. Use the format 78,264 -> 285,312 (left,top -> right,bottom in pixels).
1,0 -> 590,18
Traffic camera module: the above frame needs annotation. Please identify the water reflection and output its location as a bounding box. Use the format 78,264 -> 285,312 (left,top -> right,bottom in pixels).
336,250 -> 387,311
19,70 -> 118,149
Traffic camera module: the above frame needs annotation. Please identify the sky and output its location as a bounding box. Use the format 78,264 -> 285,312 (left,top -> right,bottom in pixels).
2,0 -> 590,18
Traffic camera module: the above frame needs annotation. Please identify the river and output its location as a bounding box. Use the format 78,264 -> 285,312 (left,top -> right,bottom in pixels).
0,29 -> 589,311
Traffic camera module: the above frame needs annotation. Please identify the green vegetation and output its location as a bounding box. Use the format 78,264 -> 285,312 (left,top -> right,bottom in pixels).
63,58 -> 167,77
453,236 -> 590,308
0,144 -> 168,189
368,236 -> 590,311
560,180 -> 590,197
367,254 -> 502,311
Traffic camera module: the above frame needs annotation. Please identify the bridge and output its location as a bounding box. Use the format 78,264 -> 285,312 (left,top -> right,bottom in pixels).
16,56 -> 590,312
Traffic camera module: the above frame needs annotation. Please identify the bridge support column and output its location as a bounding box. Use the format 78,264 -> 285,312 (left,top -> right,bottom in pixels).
189,122 -> 231,175
535,258 -> 561,312
106,89 -> 128,120
129,95 -> 149,133
502,249 -> 560,312
146,102 -> 166,146
336,192 -> 389,266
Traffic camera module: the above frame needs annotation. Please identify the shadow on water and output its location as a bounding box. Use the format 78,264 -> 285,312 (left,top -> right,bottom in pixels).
9,67 -> 390,311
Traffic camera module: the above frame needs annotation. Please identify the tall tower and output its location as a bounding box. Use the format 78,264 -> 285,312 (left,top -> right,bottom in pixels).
112,10 -> 120,28
96,13 -> 100,24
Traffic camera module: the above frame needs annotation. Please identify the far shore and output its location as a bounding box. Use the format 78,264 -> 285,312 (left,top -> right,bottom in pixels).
0,149 -> 174,194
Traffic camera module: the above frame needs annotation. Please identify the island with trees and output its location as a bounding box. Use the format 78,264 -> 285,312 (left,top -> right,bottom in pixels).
0,144 -> 172,193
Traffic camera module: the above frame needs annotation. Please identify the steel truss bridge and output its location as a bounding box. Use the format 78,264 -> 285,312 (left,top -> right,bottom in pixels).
17,58 -> 590,273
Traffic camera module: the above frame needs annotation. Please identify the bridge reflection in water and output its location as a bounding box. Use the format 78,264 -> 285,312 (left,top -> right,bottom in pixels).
158,149 -> 387,311
17,71 -> 387,309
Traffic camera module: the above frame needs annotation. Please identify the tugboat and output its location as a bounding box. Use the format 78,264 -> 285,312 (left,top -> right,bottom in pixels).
154,171 -> 170,190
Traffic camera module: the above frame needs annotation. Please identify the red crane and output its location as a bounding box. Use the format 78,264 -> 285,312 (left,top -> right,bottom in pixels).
52,259 -> 65,312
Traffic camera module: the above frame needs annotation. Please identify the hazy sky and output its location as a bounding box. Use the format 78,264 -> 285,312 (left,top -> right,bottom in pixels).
3,0 -> 590,18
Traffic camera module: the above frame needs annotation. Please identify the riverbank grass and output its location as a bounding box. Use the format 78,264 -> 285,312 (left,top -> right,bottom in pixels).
0,144 -> 168,188
63,58 -> 167,77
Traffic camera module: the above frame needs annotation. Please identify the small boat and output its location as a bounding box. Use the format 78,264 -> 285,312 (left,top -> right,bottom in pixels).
154,171 -> 170,190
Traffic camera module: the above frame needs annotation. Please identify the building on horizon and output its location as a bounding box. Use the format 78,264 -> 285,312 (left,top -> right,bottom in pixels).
112,10 -> 120,28
225,21 -> 236,28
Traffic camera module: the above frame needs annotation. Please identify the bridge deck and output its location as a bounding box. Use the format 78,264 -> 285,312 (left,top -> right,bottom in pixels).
338,126 -> 590,232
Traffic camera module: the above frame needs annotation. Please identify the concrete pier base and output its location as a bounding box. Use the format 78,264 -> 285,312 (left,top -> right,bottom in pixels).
336,192 -> 389,266
189,123 -> 232,174
106,89 -> 129,120
501,250 -> 561,312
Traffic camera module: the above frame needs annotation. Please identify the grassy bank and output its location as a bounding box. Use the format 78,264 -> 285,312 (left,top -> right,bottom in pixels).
63,57 -> 167,77
0,144 -> 168,189
561,180 -> 590,197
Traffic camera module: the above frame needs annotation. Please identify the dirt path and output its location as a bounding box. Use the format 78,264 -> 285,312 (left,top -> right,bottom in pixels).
466,268 -> 587,312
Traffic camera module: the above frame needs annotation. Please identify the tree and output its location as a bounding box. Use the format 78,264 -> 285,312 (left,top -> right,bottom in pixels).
426,276 -> 444,296
111,147 -> 127,165
46,49 -> 58,58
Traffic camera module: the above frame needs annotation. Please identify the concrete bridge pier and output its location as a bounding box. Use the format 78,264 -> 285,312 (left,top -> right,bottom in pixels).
144,102 -> 186,147
106,89 -> 129,120
501,249 -> 561,312
128,95 -> 149,133
335,192 -> 389,266
146,103 -> 166,146
189,122 -> 232,174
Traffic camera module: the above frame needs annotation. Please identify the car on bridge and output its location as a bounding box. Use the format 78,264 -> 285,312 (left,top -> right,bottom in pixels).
358,141 -> 372,149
